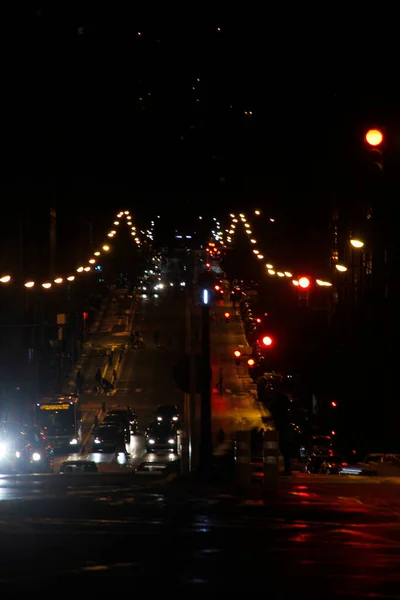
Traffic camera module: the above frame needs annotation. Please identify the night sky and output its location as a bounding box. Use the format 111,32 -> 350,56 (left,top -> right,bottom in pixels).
2,8 -> 400,265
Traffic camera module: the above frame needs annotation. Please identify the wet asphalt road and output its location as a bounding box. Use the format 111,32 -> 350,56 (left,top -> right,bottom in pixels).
1,474 -> 400,596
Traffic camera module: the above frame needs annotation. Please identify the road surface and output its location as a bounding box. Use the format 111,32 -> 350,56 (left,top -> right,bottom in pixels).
1,473 -> 400,595
52,281 -> 186,473
210,294 -> 268,445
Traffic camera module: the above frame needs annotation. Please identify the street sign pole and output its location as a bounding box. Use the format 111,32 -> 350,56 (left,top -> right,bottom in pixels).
198,298 -> 213,475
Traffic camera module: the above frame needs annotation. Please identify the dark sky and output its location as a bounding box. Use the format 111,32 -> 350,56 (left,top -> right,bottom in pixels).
2,8 -> 400,265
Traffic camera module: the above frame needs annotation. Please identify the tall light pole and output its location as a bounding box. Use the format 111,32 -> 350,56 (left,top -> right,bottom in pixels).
198,288 -> 213,475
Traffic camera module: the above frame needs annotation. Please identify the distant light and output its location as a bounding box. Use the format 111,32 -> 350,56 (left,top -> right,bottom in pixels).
102,245 -> 110,251
269,218 -> 275,223
365,129 -> 383,147
202,289 -> 209,304
335,264 -> 347,272
298,276 -> 311,289
284,272 -> 292,277
94,251 -> 100,256
89,259 -> 96,264
42,282 -> 52,289
266,264 -> 273,269
67,276 -> 75,282
350,239 -> 364,248
247,358 -> 255,366
24,281 -> 35,288
262,336 -> 273,347
268,269 -> 275,275
77,267 -> 84,272
234,350 -> 241,358
84,267 -> 91,272
0,275 -> 11,283
254,210 -> 260,215
54,278 -> 63,284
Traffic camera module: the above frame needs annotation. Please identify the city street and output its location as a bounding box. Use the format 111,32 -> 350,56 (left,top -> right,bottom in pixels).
210,293 -> 268,445
52,284 -> 186,472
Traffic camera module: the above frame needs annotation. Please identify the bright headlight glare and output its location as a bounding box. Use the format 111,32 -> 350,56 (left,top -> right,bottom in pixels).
32,452 -> 41,461
69,438 -> 78,445
94,438 -> 101,444
149,439 -> 155,444
157,416 -> 162,421
172,416 -> 178,421
168,439 -> 175,445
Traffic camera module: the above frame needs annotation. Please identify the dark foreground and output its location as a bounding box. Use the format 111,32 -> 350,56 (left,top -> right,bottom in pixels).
1,472 -> 400,597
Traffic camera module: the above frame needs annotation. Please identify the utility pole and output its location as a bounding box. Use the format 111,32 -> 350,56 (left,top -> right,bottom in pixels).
198,290 -> 213,475
49,207 -> 57,278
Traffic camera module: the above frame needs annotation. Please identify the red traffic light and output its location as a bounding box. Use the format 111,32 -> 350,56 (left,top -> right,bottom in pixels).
331,401 -> 337,407
215,285 -> 220,291
247,358 -> 255,366
83,312 -> 89,320
298,276 -> 310,289
365,129 -> 383,147
262,336 -> 273,346
224,312 -> 230,318
234,350 -> 241,358
256,318 -> 261,323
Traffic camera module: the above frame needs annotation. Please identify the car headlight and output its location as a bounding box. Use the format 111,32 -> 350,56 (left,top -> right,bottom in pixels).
94,438 -> 101,444
69,438 -> 78,445
157,416 -> 163,421
149,439 -> 155,444
172,416 -> 178,421
168,439 -> 175,445
0,443 -> 7,459
15,451 -> 21,458
32,452 -> 41,462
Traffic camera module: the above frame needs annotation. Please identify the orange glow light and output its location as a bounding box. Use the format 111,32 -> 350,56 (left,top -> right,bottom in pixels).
234,350 -> 241,358
365,129 -> 383,147
247,358 -> 255,366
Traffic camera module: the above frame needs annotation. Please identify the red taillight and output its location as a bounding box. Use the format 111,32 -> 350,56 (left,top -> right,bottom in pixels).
341,462 -> 348,466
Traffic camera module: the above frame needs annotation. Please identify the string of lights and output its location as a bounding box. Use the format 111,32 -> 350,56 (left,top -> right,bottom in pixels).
211,210 -> 333,289
0,210 -> 149,291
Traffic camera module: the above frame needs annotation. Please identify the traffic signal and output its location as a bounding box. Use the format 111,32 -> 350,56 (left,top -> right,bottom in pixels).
297,276 -> 310,307
234,350 -> 241,365
331,401 -> 337,408
298,276 -> 310,289
247,358 -> 255,367
224,312 -> 230,322
261,335 -> 273,347
365,128 -> 384,172
83,312 -> 89,321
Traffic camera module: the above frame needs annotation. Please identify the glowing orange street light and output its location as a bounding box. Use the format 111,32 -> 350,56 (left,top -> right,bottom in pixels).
365,129 -> 383,147
247,358 -> 255,366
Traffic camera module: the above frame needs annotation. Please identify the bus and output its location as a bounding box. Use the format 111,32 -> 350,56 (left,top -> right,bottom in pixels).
35,396 -> 82,452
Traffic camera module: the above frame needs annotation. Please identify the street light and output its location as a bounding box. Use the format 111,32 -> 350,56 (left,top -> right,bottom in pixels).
350,239 -> 364,249
335,264 -> 347,272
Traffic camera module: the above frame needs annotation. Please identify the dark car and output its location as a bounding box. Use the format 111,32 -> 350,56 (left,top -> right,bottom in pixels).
102,415 -> 131,443
305,453 -> 347,474
92,425 -> 125,452
0,422 -> 54,474
155,404 -> 180,424
59,460 -> 99,474
145,422 -> 178,453
107,405 -> 138,434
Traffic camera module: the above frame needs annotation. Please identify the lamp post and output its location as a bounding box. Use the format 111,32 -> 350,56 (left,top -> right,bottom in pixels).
197,288 -> 213,475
